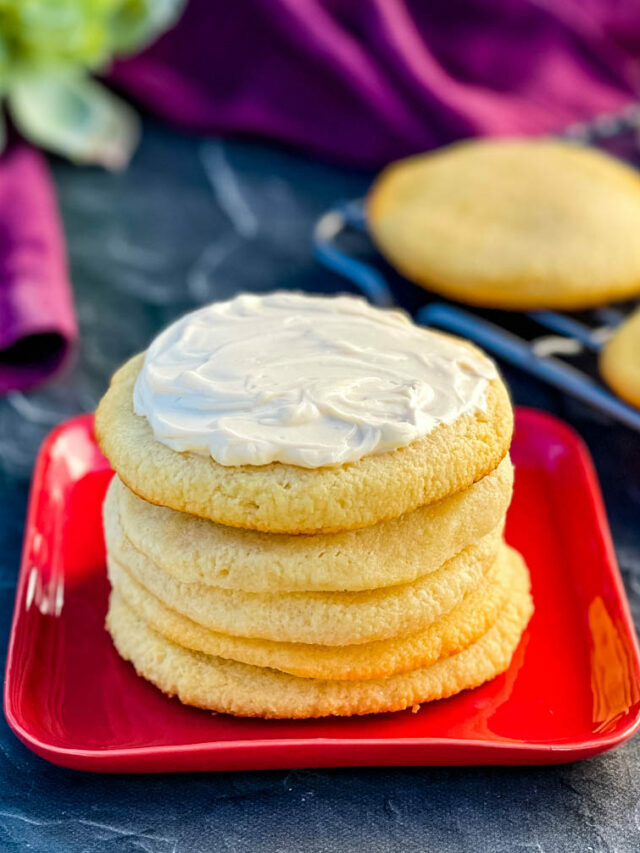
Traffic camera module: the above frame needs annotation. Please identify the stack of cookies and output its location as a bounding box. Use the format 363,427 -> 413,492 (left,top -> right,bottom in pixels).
96,292 -> 533,719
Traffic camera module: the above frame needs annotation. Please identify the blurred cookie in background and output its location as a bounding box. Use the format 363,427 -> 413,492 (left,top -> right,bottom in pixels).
600,308 -> 640,409
368,139 -> 640,311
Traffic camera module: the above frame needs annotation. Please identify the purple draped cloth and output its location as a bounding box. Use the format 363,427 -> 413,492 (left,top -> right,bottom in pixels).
3,0 -> 640,390
0,144 -> 76,392
111,0 -> 640,167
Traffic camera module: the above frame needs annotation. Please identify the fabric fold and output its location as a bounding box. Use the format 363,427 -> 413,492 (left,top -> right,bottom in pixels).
110,0 -> 639,168
0,143 -> 76,392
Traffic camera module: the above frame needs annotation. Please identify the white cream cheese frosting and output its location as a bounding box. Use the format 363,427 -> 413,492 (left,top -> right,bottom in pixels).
133,292 -> 497,468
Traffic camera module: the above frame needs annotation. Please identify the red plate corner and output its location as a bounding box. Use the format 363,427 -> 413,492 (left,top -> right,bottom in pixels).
4,409 -> 640,772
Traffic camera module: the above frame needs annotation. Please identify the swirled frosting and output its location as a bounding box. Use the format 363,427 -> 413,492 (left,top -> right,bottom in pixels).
133,292 -> 497,468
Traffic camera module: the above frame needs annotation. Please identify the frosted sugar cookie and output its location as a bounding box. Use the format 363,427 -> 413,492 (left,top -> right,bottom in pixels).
107,544 -> 513,680
95,292 -> 512,534
369,140 -> 640,310
600,308 -> 640,409
103,497 -> 502,645
111,456 -> 512,592
106,546 -> 533,718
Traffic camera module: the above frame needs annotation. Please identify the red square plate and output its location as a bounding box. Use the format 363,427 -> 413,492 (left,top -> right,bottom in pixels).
4,409 -> 640,772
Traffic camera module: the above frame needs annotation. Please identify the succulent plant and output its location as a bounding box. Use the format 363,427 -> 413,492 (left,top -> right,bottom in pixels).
0,0 -> 185,167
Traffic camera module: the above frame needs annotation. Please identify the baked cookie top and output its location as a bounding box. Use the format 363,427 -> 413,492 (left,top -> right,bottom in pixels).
368,139 -> 640,311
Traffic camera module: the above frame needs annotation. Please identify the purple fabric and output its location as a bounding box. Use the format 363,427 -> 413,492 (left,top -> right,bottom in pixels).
110,0 -> 640,167
0,143 -> 76,392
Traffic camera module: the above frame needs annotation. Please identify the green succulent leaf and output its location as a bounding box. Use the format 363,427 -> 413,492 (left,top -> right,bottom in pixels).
0,1 -> 186,73
9,71 -> 139,169
0,0 -> 187,166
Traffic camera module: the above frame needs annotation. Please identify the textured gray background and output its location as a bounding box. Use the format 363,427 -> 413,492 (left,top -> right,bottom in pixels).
0,122 -> 639,852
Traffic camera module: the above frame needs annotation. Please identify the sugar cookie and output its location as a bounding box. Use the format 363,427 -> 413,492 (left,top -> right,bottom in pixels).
107,545 -> 512,680
111,456 -> 512,592
369,140 -> 640,310
96,352 -> 512,534
600,308 -> 640,409
106,547 -> 532,718
103,496 -> 502,645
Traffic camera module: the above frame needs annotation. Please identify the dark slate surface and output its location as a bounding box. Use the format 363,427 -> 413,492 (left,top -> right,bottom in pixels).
1,121 -> 639,853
